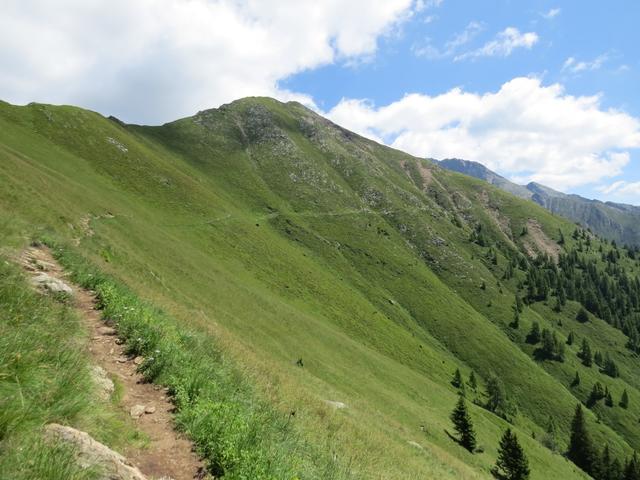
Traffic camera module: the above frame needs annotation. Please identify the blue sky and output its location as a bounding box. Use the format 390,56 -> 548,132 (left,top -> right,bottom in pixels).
283,1 -> 640,202
2,0 -> 639,203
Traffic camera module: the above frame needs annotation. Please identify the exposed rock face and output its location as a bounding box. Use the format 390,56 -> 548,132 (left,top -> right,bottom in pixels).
44,424 -> 147,480
30,272 -> 73,294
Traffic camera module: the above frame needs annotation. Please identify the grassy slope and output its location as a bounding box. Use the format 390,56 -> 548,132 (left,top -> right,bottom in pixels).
0,250 -> 141,479
2,97 -> 639,478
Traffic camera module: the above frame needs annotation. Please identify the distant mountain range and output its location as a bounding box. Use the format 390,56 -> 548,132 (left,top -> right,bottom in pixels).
437,158 -> 640,247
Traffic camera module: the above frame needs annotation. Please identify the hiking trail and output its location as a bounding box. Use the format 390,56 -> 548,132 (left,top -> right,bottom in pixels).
20,246 -> 206,480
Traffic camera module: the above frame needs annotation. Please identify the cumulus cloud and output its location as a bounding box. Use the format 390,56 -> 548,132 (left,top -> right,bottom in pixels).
326,77 -> 640,190
454,27 -> 538,61
0,0 -> 418,123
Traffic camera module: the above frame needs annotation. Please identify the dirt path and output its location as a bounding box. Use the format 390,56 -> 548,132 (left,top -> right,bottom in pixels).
20,246 -> 206,480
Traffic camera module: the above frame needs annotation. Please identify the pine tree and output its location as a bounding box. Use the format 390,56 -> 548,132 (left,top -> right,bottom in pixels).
468,371 -> 478,391
567,331 -> 575,346
452,368 -> 463,388
625,452 -> 640,480
620,389 -> 630,409
577,307 -> 590,323
542,416 -> 559,452
450,395 -> 476,452
579,338 -> 593,367
600,445 -> 618,480
605,389 -> 614,407
485,375 -> 513,420
515,294 -> 524,313
588,382 -> 605,407
492,428 -> 530,480
511,309 -> 520,329
594,350 -> 603,367
603,353 -> 620,378
567,404 -> 598,475
571,371 -> 581,387
527,321 -> 541,344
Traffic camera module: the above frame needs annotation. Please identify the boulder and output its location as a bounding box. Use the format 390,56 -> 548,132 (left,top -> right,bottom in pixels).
44,423 -> 147,480
31,272 -> 73,294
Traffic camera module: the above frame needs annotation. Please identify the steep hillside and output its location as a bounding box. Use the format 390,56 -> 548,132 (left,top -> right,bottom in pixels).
3,98 -> 640,479
438,158 -> 640,247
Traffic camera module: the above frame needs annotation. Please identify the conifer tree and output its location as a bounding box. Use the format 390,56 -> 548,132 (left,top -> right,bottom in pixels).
542,416 -> 558,452
492,428 -> 530,480
580,338 -> 593,367
588,382 -> 605,407
511,309 -> 520,329
527,321 -> 541,344
485,375 -> 513,420
452,368 -> 463,388
624,452 -> 640,480
450,395 -> 476,452
603,353 -> 620,378
567,404 -> 598,475
469,371 -> 478,391
605,389 -> 614,407
567,331 -> 575,346
621,389 -> 630,409
515,294 -> 524,313
571,371 -> 581,387
577,307 -> 590,323
594,350 -> 603,367
601,445 -> 614,480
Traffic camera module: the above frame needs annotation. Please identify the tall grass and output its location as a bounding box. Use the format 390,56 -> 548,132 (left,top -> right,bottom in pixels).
46,238 -> 356,480
0,259 -> 96,479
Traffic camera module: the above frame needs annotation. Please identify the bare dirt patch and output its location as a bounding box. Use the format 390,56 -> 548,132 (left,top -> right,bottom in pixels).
20,246 -> 206,480
523,219 -> 561,262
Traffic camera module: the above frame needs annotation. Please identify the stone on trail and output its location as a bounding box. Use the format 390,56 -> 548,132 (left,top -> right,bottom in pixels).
31,272 -> 73,294
130,404 -> 146,418
90,365 -> 115,401
44,423 -> 147,480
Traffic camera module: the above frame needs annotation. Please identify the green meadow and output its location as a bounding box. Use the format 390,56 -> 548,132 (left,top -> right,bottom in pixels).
2,97 -> 640,478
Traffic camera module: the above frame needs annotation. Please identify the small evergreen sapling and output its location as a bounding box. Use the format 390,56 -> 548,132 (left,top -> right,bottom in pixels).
492,428 -> 530,480
450,395 -> 477,452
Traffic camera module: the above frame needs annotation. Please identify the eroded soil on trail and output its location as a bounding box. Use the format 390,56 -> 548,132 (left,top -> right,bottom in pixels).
20,246 -> 206,480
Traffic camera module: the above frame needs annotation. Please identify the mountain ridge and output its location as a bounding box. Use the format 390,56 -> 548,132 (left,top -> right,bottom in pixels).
437,158 -> 640,246
3,96 -> 640,479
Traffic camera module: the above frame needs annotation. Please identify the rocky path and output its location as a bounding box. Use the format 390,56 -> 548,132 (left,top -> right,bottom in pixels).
20,246 -> 206,480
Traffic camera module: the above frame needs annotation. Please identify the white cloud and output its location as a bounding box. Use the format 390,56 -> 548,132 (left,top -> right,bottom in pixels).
597,180 -> 640,197
562,54 -> 609,73
542,8 -> 561,19
0,0 -> 418,123
326,77 -> 640,190
412,21 -> 484,59
455,27 -> 538,61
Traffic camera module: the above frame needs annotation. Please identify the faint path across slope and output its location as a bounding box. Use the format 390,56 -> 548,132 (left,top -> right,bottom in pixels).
20,246 -> 206,480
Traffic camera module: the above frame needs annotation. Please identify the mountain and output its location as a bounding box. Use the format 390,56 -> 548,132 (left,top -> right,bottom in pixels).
438,158 -> 640,246
438,158 -> 533,200
3,97 -> 640,479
